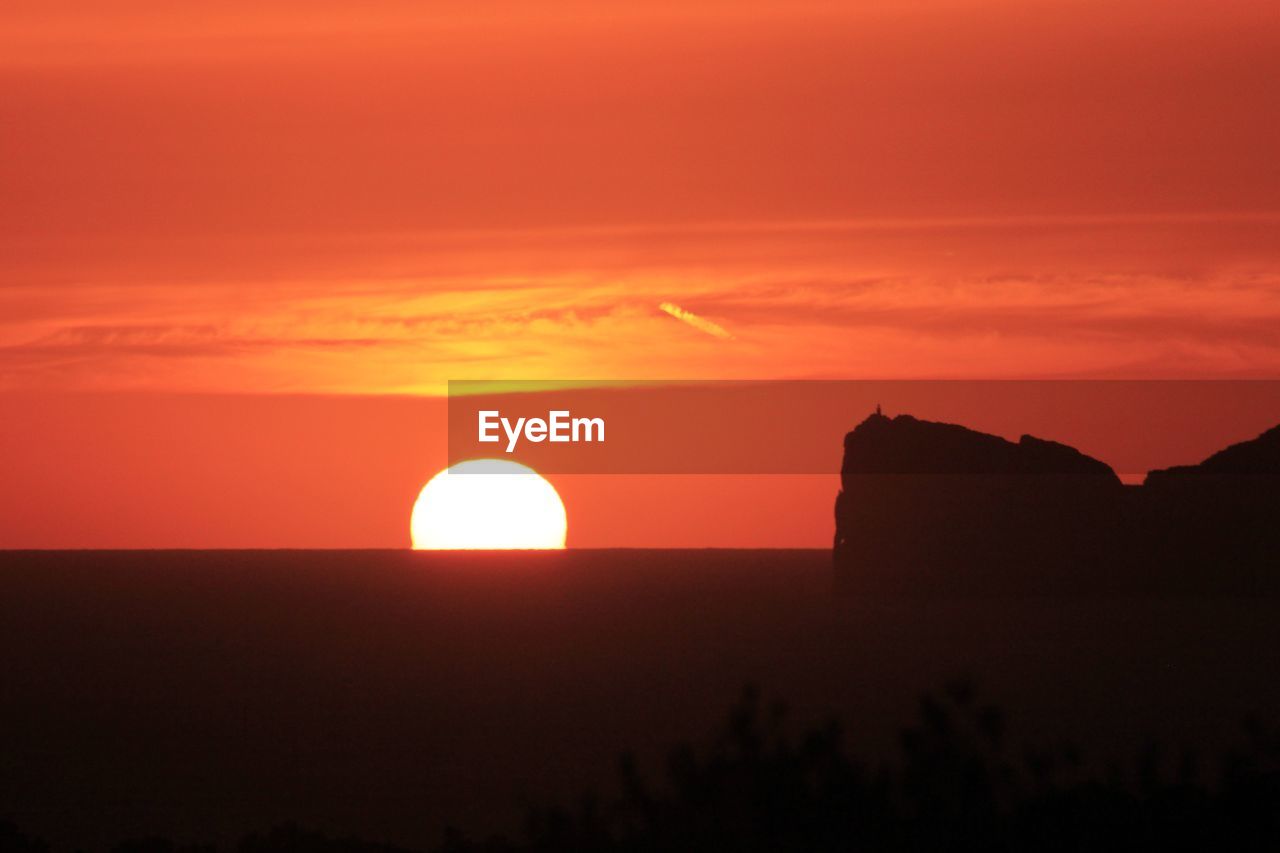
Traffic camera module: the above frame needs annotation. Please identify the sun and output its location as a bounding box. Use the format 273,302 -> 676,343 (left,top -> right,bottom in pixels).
410,459 -> 567,550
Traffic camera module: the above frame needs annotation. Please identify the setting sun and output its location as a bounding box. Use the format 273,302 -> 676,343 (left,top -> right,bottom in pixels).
410,459 -> 567,550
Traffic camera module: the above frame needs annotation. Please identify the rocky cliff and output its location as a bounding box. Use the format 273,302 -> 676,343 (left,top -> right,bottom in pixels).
834,413 -> 1279,594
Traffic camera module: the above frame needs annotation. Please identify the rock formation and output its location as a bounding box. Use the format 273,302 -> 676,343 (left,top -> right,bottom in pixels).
834,412 -> 1279,594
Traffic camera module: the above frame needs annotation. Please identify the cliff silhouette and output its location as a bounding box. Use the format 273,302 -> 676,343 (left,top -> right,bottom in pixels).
834,413 -> 1280,594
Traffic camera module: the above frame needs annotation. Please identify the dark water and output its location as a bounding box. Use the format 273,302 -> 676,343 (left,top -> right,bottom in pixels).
1,549 -> 1278,849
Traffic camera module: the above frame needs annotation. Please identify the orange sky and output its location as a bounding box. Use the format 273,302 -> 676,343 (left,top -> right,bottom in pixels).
2,1 -> 1279,546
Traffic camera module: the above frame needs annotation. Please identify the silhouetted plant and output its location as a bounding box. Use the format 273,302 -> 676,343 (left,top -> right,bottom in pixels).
511,680 -> 1280,852
5,683 -> 1280,852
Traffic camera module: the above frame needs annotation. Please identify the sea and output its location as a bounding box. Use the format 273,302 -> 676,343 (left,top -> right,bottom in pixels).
2,549 -> 1277,849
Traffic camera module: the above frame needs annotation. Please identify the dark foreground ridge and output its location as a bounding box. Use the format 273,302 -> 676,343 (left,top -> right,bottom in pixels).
3,682 -> 1279,852
834,413 -> 1280,594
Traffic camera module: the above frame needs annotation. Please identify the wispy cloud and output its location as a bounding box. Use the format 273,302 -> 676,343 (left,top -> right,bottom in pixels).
2,218 -> 1278,393
658,302 -> 735,340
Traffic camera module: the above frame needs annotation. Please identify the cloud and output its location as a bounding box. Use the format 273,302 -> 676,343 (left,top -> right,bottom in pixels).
658,302 -> 735,340
1,217 -> 1278,393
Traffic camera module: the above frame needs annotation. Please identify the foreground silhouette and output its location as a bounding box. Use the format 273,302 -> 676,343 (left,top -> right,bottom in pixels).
4,683 -> 1278,852
835,412 -> 1280,594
